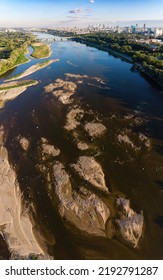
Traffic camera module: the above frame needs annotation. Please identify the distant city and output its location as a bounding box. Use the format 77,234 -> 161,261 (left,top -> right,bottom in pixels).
52,23 -> 163,39
1,22 -> 163,45
1,23 -> 162,37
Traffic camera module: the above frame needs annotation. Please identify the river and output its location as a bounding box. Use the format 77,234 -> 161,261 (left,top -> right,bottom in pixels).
0,32 -> 163,260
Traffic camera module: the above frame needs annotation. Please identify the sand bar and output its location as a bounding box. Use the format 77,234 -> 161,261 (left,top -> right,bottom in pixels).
0,80 -> 38,108
6,59 -> 59,81
0,126 -> 47,259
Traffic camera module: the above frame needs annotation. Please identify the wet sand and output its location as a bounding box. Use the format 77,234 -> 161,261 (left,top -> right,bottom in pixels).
0,126 -> 48,259
6,59 -> 59,81
0,81 -> 38,108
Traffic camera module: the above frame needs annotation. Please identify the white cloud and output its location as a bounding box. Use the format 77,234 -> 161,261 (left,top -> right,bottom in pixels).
89,0 -> 95,3
69,8 -> 83,14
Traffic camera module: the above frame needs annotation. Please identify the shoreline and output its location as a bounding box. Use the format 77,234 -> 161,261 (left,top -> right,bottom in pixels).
0,58 -> 30,79
72,38 -> 163,89
0,80 -> 38,108
0,39 -> 52,78
0,127 -> 48,259
72,38 -> 133,63
0,45 -> 32,78
30,43 -> 52,59
6,59 -> 59,81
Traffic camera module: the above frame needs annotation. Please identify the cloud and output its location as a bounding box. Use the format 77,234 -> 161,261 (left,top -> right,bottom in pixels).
89,0 -> 95,3
69,8 -> 83,14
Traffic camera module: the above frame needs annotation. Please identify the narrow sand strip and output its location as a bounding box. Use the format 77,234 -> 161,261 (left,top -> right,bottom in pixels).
0,81 -> 38,108
6,59 -> 59,81
0,126 -> 47,259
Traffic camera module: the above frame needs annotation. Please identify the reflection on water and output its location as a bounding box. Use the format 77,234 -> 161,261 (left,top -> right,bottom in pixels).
0,32 -> 163,260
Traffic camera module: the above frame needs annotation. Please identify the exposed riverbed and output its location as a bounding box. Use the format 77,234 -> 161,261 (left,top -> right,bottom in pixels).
0,32 -> 163,260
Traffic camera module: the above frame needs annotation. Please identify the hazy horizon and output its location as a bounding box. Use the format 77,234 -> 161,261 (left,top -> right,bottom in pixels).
0,0 -> 163,28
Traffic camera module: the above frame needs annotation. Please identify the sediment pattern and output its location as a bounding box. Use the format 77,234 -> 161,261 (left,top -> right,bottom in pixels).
1,71 -> 155,259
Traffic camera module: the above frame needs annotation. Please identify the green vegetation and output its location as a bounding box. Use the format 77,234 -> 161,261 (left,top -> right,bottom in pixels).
0,31 -> 34,76
38,60 -> 51,67
0,80 -> 37,91
8,60 -> 52,80
31,43 -> 51,59
73,32 -> 163,86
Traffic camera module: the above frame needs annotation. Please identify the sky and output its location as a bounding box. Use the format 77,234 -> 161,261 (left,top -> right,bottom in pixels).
0,0 -> 163,28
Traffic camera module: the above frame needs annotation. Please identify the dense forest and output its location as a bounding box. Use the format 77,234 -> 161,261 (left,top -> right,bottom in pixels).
0,32 -> 35,76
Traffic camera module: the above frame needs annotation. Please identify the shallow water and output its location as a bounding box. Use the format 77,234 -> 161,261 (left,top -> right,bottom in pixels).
0,32 -> 163,259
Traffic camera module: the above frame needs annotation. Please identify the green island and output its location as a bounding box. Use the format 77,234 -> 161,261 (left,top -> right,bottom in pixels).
31,43 -> 51,59
0,31 -> 52,76
72,32 -> 163,87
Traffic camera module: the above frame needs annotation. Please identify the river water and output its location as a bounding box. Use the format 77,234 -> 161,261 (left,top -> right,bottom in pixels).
0,32 -> 163,260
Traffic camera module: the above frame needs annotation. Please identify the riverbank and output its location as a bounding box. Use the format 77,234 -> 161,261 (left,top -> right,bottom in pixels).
0,32 -> 34,77
132,63 -> 163,89
72,37 -> 163,88
0,54 -> 29,77
0,127 -> 49,259
0,31 -> 52,77
72,38 -> 133,63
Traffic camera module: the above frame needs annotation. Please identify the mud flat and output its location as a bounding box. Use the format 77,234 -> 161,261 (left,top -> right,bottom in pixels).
115,197 -> 144,247
47,159 -> 143,245
7,59 -> 59,81
84,122 -> 107,138
19,137 -> 30,151
139,133 -> 151,149
41,137 -> 60,157
44,73 -> 107,105
71,156 -> 108,192
77,142 -> 89,151
44,78 -> 77,104
65,73 -> 104,84
64,108 -> 84,131
117,132 -> 151,152
42,71 -> 144,249
117,134 -> 136,149
0,126 -> 48,259
52,162 -> 110,236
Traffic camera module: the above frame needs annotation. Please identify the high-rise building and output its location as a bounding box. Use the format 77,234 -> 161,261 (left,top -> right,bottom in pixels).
131,25 -> 136,33
147,28 -> 152,35
154,28 -> 163,37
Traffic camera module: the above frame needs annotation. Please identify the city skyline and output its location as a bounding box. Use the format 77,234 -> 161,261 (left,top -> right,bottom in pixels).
0,0 -> 163,27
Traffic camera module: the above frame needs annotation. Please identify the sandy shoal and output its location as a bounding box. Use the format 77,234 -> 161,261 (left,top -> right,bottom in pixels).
0,126 -> 46,259
0,81 -> 38,109
6,59 -> 59,81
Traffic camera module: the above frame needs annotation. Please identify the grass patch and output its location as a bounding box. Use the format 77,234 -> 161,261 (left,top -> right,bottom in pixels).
0,80 -> 37,90
38,60 -> 50,67
8,60 -> 52,80
0,53 -> 29,76
15,52 -> 28,65
31,43 -> 51,59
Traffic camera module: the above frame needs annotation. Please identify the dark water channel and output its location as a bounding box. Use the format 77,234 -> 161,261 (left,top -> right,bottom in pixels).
0,32 -> 163,259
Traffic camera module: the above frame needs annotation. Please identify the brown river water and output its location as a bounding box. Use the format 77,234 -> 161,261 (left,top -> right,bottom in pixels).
0,33 -> 163,260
